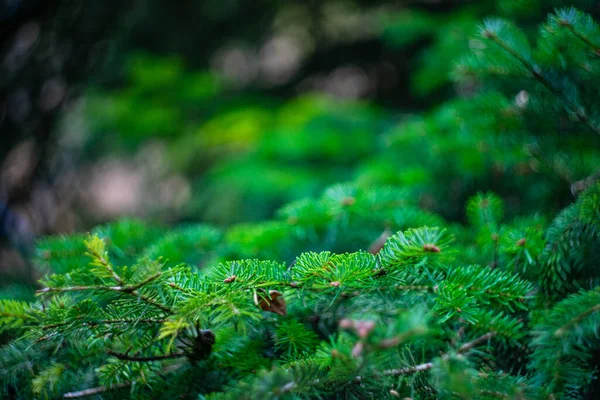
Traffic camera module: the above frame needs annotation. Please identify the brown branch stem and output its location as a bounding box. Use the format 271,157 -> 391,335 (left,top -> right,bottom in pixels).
382,332 -> 496,376
63,382 -> 130,398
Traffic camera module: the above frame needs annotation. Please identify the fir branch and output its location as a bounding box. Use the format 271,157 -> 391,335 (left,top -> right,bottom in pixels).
395,284 -> 436,292
557,13 -> 600,56
62,361 -> 184,399
129,272 -> 163,290
36,273 -> 173,314
106,350 -> 188,362
127,293 -> 173,314
554,303 -> 600,337
382,332 -> 496,376
37,272 -> 162,295
85,236 -> 123,285
395,281 -> 531,305
483,29 -> 600,137
42,318 -> 166,330
565,25 -> 600,55
0,300 -> 33,331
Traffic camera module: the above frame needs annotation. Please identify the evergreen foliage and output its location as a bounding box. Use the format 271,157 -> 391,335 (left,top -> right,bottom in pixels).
3,5 -> 600,400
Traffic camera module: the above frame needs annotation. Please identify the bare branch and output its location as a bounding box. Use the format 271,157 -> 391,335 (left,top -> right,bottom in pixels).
63,382 -> 129,398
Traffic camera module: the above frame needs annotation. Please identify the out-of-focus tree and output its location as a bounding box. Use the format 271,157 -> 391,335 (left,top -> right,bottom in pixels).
2,0 -> 599,280
1,0 -> 137,281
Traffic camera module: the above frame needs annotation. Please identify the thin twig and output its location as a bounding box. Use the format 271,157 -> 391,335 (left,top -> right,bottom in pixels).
36,273 -> 162,295
37,285 -> 129,293
554,304 -> 600,337
63,382 -> 129,398
36,273 -> 173,314
382,361 -> 434,376
395,284 -> 436,292
456,331 -> 495,352
382,332 -> 496,376
42,318 -> 166,330
107,349 -> 188,362
128,272 -> 163,290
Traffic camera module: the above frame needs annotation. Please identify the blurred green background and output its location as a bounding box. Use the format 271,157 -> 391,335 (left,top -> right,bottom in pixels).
2,0 -> 599,282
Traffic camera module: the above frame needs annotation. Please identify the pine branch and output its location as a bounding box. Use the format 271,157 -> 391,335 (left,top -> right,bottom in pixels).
382,332 -> 496,376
